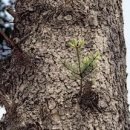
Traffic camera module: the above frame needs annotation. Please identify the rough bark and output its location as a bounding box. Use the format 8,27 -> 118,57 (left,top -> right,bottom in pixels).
0,0 -> 129,129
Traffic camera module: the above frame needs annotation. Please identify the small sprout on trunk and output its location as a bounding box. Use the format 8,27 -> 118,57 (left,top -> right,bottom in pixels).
63,39 -> 101,112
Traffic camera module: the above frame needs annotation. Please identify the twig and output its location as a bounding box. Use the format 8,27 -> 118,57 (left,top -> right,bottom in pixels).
75,47 -> 83,96
62,61 -> 80,75
81,54 -> 99,76
0,31 -> 15,48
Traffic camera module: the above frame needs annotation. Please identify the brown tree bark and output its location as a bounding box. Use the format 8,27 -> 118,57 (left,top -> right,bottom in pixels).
0,0 -> 129,129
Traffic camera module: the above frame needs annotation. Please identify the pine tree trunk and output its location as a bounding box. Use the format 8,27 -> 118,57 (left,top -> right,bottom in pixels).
0,0 -> 129,129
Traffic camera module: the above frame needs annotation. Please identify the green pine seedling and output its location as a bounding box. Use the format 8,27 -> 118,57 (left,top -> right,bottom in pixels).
63,39 -> 100,96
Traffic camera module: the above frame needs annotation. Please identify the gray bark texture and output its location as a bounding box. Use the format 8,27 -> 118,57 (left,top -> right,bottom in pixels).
0,0 -> 129,129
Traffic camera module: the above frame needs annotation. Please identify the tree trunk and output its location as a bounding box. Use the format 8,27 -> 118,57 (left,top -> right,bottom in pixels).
0,0 -> 129,129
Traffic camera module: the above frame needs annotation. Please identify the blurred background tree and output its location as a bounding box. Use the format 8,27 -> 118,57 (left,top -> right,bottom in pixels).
0,0 -> 13,60
0,0 -> 14,119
